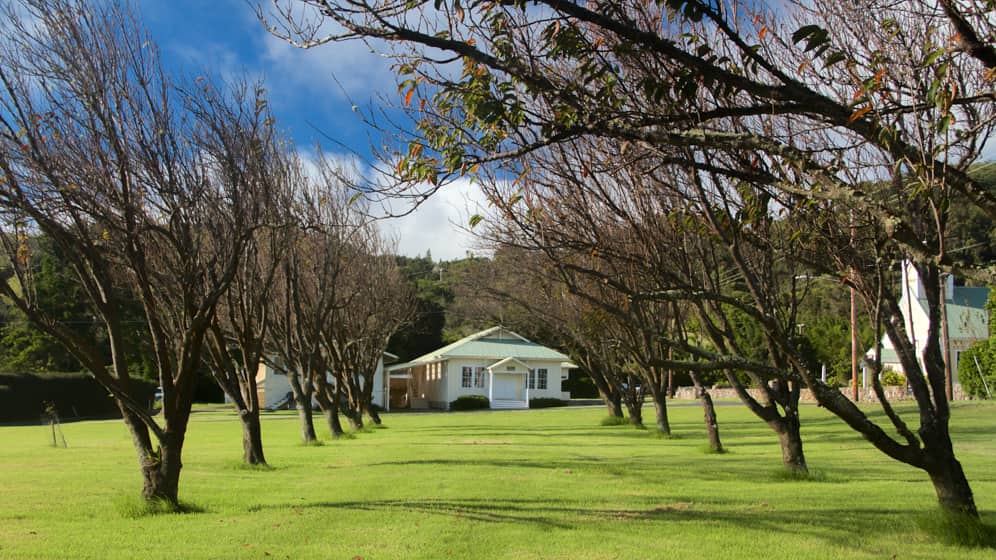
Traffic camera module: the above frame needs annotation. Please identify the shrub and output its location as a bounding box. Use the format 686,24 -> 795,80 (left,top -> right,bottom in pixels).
959,342 -> 994,399
880,368 -> 906,387
529,398 -> 567,409
600,415 -> 630,426
449,395 -> 490,411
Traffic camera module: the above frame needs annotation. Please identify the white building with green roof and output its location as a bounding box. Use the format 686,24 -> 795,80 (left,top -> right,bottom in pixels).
385,326 -> 575,410
871,262 -> 989,389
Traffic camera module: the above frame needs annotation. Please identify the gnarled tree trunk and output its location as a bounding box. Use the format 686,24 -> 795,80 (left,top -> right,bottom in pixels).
323,407 -> 345,439
239,409 -> 266,465
141,431 -> 185,506
604,391 -> 624,418
624,397 -> 644,427
926,455 -> 977,516
314,384 -> 345,439
771,413 -> 807,472
648,386 -> 671,435
690,372 -> 722,453
288,373 -> 317,443
365,402 -> 383,425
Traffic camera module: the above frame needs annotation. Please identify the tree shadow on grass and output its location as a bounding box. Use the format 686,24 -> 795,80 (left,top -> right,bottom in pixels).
249,496 -> 964,552
362,456 -> 833,486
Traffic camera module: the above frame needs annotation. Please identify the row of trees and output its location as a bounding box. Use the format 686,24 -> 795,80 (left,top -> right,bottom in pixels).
0,0 -> 413,505
270,0 -> 996,517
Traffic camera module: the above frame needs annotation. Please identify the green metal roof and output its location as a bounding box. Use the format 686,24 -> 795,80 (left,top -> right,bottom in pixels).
949,286 -> 989,310
944,303 -> 989,341
386,326 -> 569,372
915,286 -> 989,340
872,348 -> 900,365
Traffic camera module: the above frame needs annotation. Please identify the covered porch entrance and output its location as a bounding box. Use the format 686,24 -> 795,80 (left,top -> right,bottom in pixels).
487,357 -> 531,409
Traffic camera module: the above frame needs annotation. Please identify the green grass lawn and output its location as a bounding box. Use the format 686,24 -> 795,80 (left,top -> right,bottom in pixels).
0,401 -> 994,559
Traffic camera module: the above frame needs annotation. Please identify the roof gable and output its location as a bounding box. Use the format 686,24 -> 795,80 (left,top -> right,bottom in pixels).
487,356 -> 532,371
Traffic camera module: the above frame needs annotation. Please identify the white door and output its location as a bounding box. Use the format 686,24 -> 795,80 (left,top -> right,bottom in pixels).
493,374 -> 523,400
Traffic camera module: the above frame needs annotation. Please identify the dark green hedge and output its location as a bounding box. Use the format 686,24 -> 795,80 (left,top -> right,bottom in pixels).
529,398 -> 568,409
0,372 -> 156,422
449,395 -> 490,411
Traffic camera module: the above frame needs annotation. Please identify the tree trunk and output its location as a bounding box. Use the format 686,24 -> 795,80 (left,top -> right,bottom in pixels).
239,409 -> 266,465
288,373 -> 317,444
314,382 -> 345,439
771,415 -> 807,472
696,384 -> 723,453
588,365 -> 623,418
295,398 -> 317,444
141,432 -> 184,506
649,389 -> 671,435
604,391 -> 624,417
346,407 -> 363,430
926,455 -> 978,516
358,371 -> 382,425
921,417 -> 978,515
365,404 -> 383,425
337,382 -> 362,429
624,398 -> 643,427
323,407 -> 345,439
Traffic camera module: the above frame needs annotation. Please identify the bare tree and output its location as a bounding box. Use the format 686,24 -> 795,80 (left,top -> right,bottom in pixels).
204,152 -> 296,465
265,154 -> 362,441
0,0 -> 280,505
324,234 -> 416,427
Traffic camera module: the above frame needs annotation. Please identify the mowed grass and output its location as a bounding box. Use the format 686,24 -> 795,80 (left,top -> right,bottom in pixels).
0,401 -> 994,559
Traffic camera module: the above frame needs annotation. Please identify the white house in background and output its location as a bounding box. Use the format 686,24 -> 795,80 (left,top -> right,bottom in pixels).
252,352 -> 399,410
385,326 -> 575,410
870,261 -> 989,388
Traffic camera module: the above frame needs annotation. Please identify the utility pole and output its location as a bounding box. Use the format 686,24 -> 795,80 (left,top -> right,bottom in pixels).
850,213 -> 859,402
940,274 -> 952,401
851,285 -> 859,401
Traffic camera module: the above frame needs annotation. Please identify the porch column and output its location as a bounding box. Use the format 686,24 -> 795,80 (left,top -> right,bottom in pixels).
488,368 -> 494,404
524,374 -> 530,404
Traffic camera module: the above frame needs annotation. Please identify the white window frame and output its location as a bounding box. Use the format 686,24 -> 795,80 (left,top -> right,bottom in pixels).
474,366 -> 486,388
461,366 -> 473,388
536,368 -> 548,390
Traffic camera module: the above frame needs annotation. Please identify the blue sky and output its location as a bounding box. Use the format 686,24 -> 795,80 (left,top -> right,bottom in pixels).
134,1 -> 995,260
137,0 -> 485,260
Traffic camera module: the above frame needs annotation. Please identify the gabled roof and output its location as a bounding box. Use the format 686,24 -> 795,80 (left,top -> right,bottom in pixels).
386,326 -> 570,372
486,356 -> 532,372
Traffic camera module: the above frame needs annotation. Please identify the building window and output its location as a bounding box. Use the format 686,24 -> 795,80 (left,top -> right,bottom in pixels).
474,367 -> 486,388
528,369 -> 548,389
461,366 -> 472,388
536,368 -> 548,390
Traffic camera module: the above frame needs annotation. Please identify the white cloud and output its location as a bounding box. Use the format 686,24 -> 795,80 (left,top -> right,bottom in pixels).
293,148 -> 489,261
376,178 -> 492,261
258,33 -> 398,103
